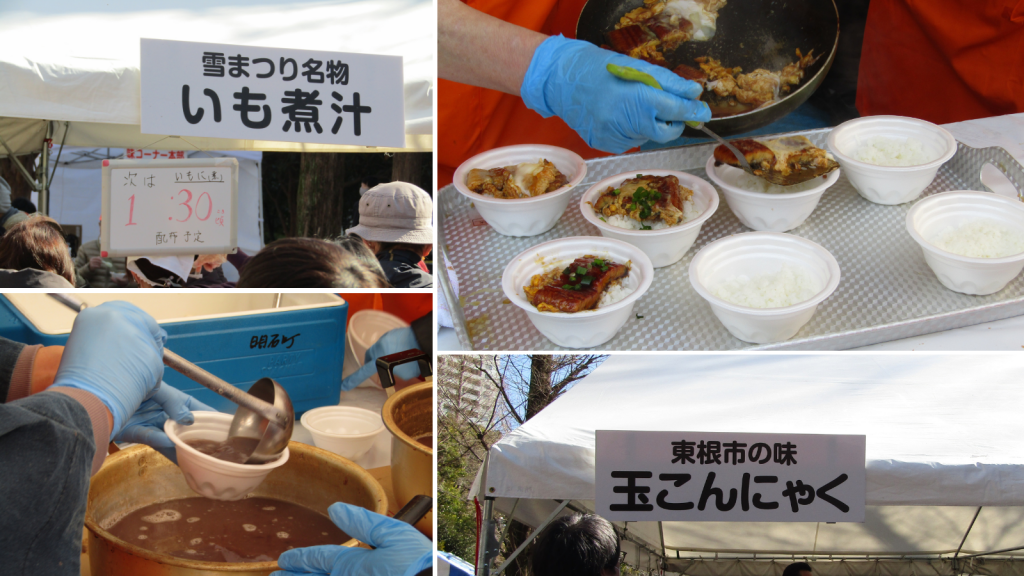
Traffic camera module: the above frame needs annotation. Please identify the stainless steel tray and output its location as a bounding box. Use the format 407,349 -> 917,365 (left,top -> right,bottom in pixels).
438,128 -> 1024,350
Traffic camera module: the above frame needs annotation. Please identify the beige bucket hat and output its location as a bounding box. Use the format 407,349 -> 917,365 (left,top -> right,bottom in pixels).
346,181 -> 433,244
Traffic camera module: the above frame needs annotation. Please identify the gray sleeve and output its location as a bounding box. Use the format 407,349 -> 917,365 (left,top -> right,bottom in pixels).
0,391 -> 96,575
0,335 -> 27,403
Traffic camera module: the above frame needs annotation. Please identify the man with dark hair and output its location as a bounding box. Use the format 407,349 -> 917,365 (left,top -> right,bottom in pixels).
531,513 -> 621,576
782,561 -> 814,576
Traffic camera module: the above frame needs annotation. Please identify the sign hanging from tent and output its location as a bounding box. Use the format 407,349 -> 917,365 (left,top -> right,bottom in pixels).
140,38 -> 405,148
596,431 -> 866,522
100,158 -> 239,257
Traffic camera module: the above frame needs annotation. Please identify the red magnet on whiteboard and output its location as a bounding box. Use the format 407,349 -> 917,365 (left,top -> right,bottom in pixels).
101,251 -> 108,257
102,160 -> 109,167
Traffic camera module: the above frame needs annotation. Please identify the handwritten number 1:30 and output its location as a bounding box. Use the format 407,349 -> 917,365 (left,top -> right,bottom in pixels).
125,189 -> 213,226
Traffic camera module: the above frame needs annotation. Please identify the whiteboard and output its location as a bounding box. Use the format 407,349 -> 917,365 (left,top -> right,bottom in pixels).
101,158 -> 238,256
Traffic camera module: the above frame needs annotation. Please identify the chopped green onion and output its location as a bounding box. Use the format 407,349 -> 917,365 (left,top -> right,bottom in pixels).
593,258 -> 605,266
641,225 -> 652,230
611,188 -> 621,196
563,266 -> 572,275
562,284 -> 572,290
598,216 -> 607,222
576,266 -> 587,275
580,275 -> 594,286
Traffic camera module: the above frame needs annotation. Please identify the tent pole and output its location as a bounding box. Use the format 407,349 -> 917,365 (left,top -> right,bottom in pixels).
496,498 -> 521,547
493,499 -> 571,576
952,506 -> 982,576
478,496 -> 496,576
38,121 -> 51,215
0,135 -> 40,192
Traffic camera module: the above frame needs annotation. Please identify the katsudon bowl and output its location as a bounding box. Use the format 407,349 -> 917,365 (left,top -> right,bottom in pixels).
579,170 -> 719,267
453,144 -> 587,237
502,236 -> 654,348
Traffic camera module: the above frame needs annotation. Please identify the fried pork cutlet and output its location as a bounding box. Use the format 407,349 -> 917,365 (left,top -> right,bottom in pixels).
466,159 -> 568,199
591,174 -> 693,228
713,135 -> 834,178
524,256 -> 629,313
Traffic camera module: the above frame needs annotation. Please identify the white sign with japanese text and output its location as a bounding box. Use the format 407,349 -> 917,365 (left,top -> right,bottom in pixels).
596,431 -> 865,522
140,38 -> 405,148
101,158 -> 238,257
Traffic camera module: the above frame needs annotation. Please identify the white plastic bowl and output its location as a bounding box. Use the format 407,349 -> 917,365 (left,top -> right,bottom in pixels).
689,232 -> 841,344
578,170 -> 719,267
501,236 -> 654,348
453,144 -> 587,236
301,406 -> 386,461
705,156 -> 840,232
166,411 -> 289,501
827,115 -> 957,205
344,310 -> 409,387
906,190 -> 1024,295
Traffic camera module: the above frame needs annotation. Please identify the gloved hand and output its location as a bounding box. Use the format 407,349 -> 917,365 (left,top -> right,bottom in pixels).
115,384 -> 216,464
272,503 -> 433,576
520,35 -> 711,153
53,301 -> 167,439
340,327 -> 421,391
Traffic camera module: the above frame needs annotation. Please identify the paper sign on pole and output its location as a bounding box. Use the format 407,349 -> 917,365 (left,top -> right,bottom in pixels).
140,38 -> 405,148
596,431 -> 865,522
101,158 -> 238,257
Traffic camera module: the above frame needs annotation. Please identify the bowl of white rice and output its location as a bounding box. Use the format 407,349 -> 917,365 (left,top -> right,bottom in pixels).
453,144 -> 588,237
827,115 -> 957,205
579,170 -> 719,267
704,156 -> 840,232
907,191 -> 1024,295
501,236 -> 654,348
688,232 -> 841,344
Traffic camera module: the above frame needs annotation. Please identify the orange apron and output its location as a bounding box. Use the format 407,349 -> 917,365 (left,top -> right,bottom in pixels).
857,0 -> 1024,124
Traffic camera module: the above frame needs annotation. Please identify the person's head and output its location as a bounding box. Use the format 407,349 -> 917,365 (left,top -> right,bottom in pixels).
782,562 -> 813,576
345,181 -> 432,250
11,197 -> 36,214
359,175 -> 385,195
0,215 -> 74,284
531,514 -> 620,576
334,235 -> 391,286
238,237 -> 391,288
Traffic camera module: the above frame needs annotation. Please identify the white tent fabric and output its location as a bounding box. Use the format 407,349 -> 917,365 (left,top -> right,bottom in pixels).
0,0 -> 432,155
471,355 -> 1024,564
46,148 -> 263,271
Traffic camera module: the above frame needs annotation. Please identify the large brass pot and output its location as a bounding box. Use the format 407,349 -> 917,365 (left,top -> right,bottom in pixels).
85,442 -> 387,575
382,380 -> 433,538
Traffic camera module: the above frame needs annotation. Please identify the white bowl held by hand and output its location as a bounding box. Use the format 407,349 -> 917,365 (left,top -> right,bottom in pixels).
579,170 -> 719,267
705,156 -> 840,232
827,115 -> 957,205
301,406 -> 386,461
906,191 -> 1024,295
689,232 -> 841,344
166,411 -> 289,501
453,145 -> 587,237
501,236 -> 654,348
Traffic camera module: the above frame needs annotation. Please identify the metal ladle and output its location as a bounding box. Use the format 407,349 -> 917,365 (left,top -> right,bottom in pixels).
49,294 -> 293,464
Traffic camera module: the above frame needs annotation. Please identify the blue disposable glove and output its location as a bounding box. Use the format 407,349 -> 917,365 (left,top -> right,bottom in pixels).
115,384 -> 216,464
521,35 -> 711,153
340,327 -> 421,391
271,503 -> 433,576
52,301 -> 167,439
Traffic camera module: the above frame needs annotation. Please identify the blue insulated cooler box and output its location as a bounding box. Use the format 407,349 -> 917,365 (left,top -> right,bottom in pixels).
0,294 -> 348,415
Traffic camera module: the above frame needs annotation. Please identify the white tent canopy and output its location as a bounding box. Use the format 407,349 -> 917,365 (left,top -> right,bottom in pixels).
0,0 -> 432,157
472,355 -> 1024,575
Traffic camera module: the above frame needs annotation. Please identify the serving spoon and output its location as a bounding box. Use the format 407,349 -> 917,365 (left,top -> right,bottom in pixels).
48,294 -> 293,464
606,64 -> 839,186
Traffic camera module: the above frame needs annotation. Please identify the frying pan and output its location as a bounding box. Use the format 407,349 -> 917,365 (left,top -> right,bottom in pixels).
576,0 -> 839,137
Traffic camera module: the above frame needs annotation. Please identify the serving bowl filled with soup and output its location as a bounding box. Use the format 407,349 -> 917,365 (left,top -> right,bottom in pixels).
85,442 -> 386,576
